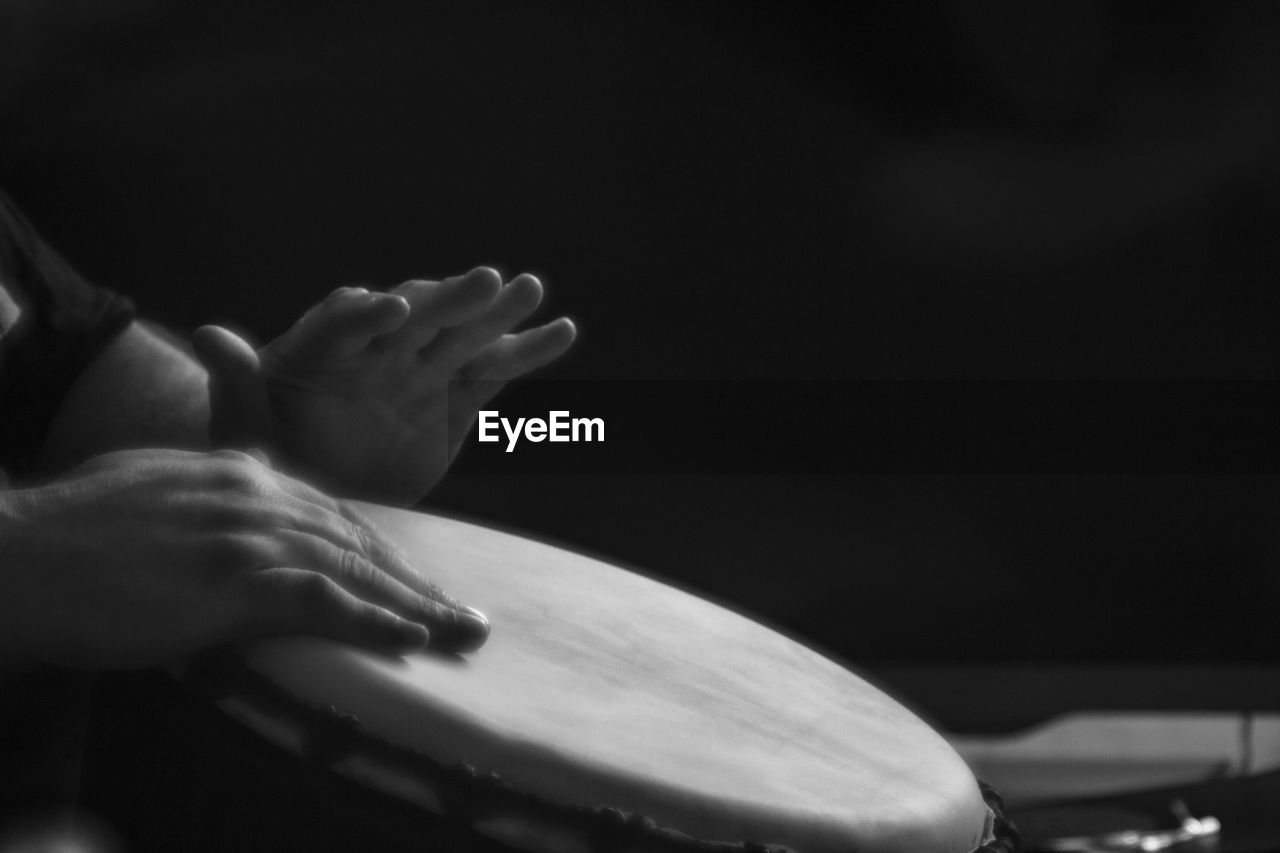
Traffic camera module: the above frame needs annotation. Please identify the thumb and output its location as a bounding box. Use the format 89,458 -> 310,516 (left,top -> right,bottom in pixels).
192,324 -> 271,449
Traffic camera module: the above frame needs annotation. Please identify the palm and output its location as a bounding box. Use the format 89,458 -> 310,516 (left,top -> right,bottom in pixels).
265,353 -> 456,503
197,268 -> 575,506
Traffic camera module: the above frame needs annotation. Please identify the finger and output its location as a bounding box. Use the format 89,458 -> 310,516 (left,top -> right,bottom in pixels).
418,273 -> 545,370
380,268 -> 503,353
446,318 -> 576,435
268,475 -> 401,558
461,317 -> 577,383
241,567 -> 429,655
64,448 -> 199,480
282,288 -> 412,363
267,481 -> 490,650
240,446 -> 273,468
335,501 -> 472,608
207,445 -> 274,468
192,325 -> 271,448
336,505 -> 491,652
276,531 -> 488,652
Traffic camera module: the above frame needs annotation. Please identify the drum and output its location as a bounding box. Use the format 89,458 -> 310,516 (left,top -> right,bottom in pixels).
81,504 -> 1017,853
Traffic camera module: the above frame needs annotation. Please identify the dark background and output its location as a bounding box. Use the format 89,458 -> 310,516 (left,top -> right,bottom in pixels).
4,0 -> 1280,674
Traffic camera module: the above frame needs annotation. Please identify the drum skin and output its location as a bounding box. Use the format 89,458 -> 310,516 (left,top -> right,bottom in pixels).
219,504 -> 990,853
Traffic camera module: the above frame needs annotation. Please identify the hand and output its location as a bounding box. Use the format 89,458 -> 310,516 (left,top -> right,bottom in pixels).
0,448 -> 489,669
193,267 -> 576,505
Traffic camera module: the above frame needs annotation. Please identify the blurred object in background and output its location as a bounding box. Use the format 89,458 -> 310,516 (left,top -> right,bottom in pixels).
0,808 -> 124,853
0,0 -> 165,112
951,711 -> 1280,805
868,0 -> 1280,267
1014,798 -> 1221,853
6,0 -> 1280,380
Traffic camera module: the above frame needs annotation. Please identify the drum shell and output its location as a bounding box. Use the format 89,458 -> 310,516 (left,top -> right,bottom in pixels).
80,670 -> 1018,853
81,668 -> 509,853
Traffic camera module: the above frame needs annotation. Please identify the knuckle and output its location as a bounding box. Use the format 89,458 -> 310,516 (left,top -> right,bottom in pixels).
352,518 -> 402,567
340,549 -> 378,588
414,594 -> 443,622
212,448 -> 258,467
350,523 -> 377,558
211,458 -> 272,496
294,572 -> 340,609
420,580 -> 458,609
328,286 -> 369,305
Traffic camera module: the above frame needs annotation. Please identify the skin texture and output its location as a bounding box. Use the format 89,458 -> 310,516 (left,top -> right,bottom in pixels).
192,267 -> 577,505
1,266 -> 573,671
0,448 -> 489,670
37,320 -> 213,473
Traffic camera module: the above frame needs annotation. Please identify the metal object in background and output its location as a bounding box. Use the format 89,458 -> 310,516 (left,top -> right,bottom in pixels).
1019,800 -> 1220,852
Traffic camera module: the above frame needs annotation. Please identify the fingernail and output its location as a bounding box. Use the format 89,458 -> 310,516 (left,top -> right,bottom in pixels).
461,605 -> 490,637
427,606 -> 490,653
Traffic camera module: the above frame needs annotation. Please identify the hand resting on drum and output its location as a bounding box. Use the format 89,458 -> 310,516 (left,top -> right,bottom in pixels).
0,448 -> 489,670
192,266 -> 577,506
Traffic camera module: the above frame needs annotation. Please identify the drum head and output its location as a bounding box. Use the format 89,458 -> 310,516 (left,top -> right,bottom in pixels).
228,505 -> 990,853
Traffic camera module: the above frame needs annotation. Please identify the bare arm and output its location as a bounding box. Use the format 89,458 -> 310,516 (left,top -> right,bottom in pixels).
31,268 -> 575,503
1,325 -> 494,672
35,320 -> 211,474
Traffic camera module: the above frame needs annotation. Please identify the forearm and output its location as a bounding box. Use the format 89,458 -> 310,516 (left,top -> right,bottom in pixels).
36,320 -> 211,474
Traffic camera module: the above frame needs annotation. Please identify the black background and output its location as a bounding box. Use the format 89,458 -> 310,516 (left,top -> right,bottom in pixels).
5,0 -> 1280,669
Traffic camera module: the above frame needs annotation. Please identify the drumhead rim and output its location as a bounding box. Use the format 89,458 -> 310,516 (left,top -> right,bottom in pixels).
177,651 -> 1016,853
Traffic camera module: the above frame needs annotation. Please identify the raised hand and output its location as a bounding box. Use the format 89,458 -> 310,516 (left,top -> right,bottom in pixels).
0,449 -> 489,669
193,268 -> 576,505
